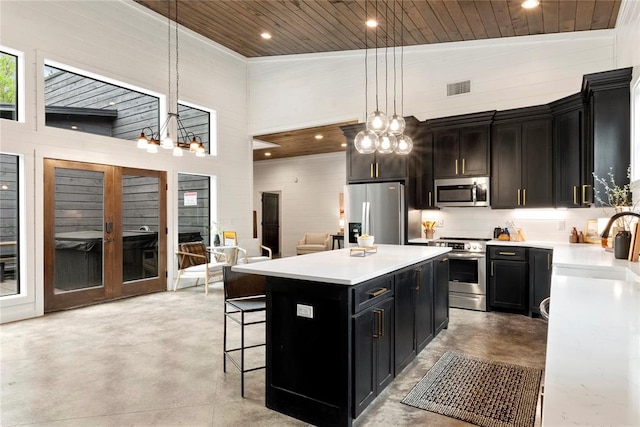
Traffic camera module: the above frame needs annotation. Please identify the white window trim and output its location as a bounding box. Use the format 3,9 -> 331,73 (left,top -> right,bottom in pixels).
0,45 -> 25,123
178,99 -> 218,156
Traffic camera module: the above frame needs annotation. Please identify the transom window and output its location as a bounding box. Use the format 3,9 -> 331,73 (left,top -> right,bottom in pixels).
0,50 -> 18,121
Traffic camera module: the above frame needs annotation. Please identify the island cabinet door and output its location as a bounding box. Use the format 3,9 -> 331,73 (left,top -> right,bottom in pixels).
434,256 -> 450,334
353,296 -> 394,419
394,267 -> 418,374
415,261 -> 435,353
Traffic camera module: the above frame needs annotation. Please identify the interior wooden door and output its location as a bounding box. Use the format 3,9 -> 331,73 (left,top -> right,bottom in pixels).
44,160 -> 166,312
261,192 -> 280,256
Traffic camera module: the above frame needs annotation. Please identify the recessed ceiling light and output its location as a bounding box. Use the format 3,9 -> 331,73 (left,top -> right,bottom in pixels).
521,0 -> 540,9
315,134 -> 323,140
71,125 -> 78,130
366,19 -> 377,28
264,152 -> 271,156
1,184 -> 8,190
261,32 -> 272,39
108,102 -> 115,106
341,143 -> 347,147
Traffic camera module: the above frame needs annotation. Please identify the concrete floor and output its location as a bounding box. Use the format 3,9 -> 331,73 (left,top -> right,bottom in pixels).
1,282 -> 548,426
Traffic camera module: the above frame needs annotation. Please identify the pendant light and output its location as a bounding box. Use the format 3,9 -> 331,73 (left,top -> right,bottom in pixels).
387,0 -> 405,136
136,0 -> 206,157
394,0 -> 413,155
377,1 -> 398,154
354,0 -> 379,154
365,0 -> 389,135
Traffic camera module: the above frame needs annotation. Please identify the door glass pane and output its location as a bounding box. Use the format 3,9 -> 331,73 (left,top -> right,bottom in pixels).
54,168 -> 104,293
0,154 -> 19,296
178,174 -> 210,245
122,174 -> 159,282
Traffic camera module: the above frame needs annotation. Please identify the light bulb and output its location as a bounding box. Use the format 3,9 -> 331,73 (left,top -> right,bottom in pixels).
388,114 -> 406,135
189,139 -> 199,152
354,130 -> 379,154
366,110 -> 389,134
173,146 -> 183,156
395,134 -> 413,155
521,0 -> 539,8
377,132 -> 397,154
137,133 -> 149,149
161,135 -> 174,149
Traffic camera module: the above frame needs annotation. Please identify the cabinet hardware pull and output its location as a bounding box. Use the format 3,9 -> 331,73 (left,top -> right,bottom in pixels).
498,251 -> 517,256
517,189 -> 521,206
368,288 -> 387,298
370,163 -> 373,178
547,253 -> 551,270
416,268 -> 422,291
428,191 -> 432,207
462,158 -> 465,174
573,186 -> 577,205
373,309 -> 384,338
491,261 -> 494,276
455,159 -> 458,175
441,257 -> 449,262
376,163 -> 379,178
523,188 -> 526,206
582,184 -> 589,204
379,309 -> 384,337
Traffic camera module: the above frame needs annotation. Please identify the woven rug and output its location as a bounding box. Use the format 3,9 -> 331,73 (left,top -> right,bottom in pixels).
402,351 -> 542,427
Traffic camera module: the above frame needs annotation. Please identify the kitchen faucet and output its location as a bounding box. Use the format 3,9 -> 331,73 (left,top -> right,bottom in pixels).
600,211 -> 640,238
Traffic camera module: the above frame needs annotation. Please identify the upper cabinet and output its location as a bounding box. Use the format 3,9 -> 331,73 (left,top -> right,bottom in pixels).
582,68 -> 632,207
341,117 -> 420,183
550,93 -> 590,207
491,106 -> 553,209
408,123 -> 435,209
428,111 -> 495,179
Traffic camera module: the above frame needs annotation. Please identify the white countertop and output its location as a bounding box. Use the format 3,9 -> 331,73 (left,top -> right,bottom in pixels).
231,244 -> 451,285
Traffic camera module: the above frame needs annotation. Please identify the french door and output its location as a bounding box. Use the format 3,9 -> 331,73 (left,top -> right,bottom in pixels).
44,159 -> 166,312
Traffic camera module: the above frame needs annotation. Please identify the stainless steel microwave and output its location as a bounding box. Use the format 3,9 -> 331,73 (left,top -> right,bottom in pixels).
434,177 -> 490,207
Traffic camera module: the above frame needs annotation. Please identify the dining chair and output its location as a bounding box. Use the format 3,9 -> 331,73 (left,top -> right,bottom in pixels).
223,266 -> 266,397
173,242 -> 228,295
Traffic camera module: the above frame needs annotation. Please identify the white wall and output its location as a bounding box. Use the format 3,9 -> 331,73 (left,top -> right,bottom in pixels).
248,31 -> 616,135
0,0 -> 251,322
253,153 -> 345,257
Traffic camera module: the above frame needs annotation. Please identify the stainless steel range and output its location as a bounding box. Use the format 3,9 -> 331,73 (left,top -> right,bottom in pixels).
428,237 -> 489,311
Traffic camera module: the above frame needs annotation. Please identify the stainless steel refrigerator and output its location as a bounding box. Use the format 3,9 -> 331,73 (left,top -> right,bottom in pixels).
344,182 -> 405,245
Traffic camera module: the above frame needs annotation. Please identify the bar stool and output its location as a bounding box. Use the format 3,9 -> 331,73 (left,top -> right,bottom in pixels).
222,266 -> 266,397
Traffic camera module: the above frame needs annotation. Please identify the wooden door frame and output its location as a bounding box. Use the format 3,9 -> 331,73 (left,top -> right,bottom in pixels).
44,159 -> 167,312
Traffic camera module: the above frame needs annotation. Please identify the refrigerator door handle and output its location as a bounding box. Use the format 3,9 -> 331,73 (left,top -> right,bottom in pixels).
362,202 -> 370,235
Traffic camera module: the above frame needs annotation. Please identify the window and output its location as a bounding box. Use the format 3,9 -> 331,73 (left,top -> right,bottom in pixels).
177,174 -> 213,246
0,50 -> 18,121
0,154 -> 20,296
178,102 -> 216,155
44,62 -> 160,140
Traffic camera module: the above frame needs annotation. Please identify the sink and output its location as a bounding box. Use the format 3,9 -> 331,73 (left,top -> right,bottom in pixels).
554,265 -> 640,282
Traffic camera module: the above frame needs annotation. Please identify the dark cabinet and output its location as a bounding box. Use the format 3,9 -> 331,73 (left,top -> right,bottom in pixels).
409,130 -> 435,209
582,68 -> 632,207
491,106 -> 553,209
551,93 -> 591,207
529,248 -> 552,317
433,255 -> 449,334
353,296 -> 394,418
428,111 -> 495,180
488,246 -> 528,312
433,125 -> 490,178
394,261 -> 436,375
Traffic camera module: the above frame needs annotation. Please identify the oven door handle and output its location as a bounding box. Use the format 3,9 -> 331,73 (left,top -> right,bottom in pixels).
447,253 -> 485,259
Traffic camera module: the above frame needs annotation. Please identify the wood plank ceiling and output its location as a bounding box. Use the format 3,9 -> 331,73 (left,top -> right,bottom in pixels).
135,0 -> 622,160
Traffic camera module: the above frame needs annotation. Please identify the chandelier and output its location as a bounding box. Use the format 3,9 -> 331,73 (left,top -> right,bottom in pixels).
354,0 -> 412,155
136,0 -> 205,157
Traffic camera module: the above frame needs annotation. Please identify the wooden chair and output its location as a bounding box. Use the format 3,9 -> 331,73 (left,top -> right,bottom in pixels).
223,266 -> 266,397
236,240 -> 273,264
173,242 -> 228,295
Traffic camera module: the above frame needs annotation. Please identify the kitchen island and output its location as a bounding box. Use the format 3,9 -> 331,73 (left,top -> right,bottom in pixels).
232,244 -> 451,427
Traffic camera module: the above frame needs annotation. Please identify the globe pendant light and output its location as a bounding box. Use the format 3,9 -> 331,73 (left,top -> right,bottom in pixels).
394,0 -> 412,155
366,1 -> 388,135
388,114 -> 405,134
378,132 -> 398,154
387,1 -> 405,136
395,133 -> 413,155
354,129 -> 379,154
354,0 -> 380,154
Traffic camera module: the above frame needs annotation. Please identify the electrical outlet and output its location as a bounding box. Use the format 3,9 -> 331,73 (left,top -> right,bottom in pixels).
436,219 -> 444,228
557,220 -> 565,231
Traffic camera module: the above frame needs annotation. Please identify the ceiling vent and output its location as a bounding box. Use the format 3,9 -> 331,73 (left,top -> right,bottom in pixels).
447,80 -> 471,96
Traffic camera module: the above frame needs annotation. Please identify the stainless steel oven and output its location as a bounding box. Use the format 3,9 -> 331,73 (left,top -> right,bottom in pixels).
428,237 -> 488,311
